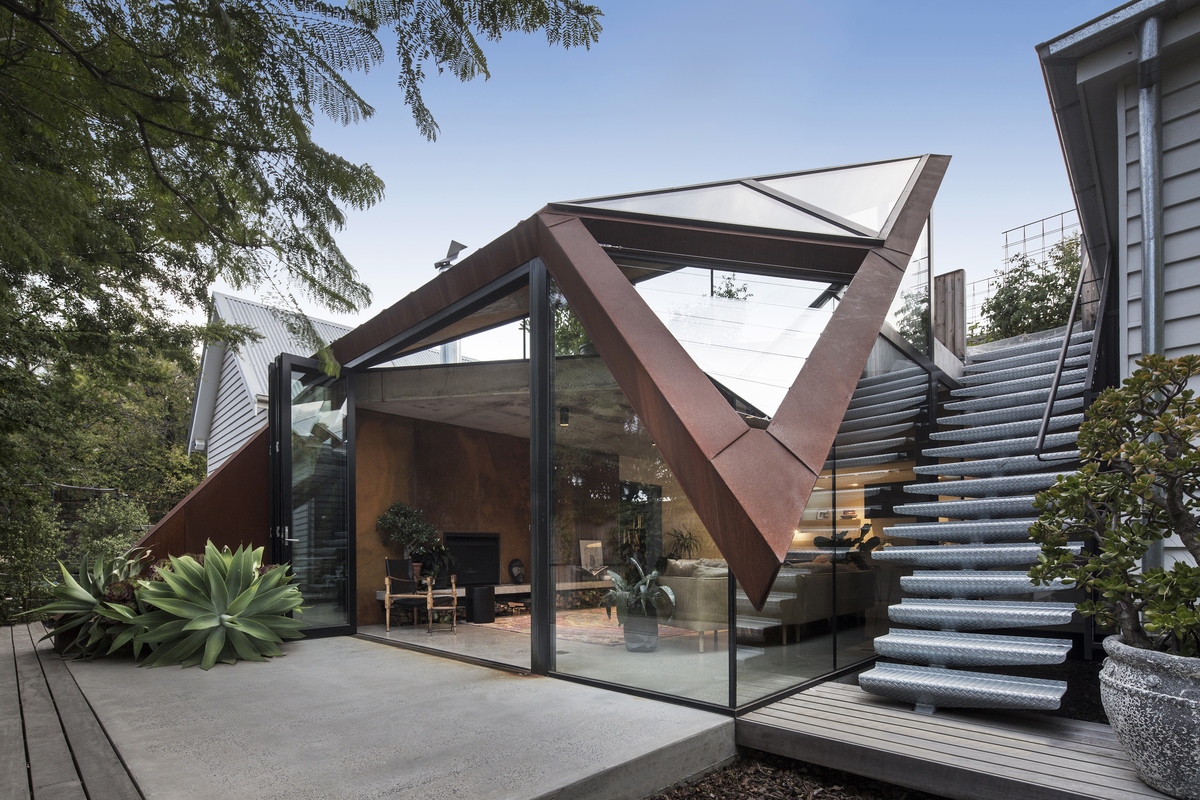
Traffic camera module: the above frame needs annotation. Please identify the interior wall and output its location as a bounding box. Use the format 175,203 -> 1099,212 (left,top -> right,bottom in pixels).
355,409 -> 532,625
412,419 -> 531,587
354,409 -> 415,625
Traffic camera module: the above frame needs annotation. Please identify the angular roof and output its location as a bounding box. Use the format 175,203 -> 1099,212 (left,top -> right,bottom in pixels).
328,155 -> 949,608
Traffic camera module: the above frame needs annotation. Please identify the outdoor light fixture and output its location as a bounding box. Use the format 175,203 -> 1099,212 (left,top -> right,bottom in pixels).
434,239 -> 468,271
559,407 -> 570,427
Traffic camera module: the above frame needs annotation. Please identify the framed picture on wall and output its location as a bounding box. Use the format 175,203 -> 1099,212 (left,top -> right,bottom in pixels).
579,540 -> 604,573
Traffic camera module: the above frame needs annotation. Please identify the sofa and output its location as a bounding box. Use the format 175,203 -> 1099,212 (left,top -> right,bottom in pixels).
657,558 -> 729,652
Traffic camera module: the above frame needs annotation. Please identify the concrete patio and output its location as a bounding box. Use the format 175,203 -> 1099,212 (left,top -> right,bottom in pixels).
23,624 -> 733,800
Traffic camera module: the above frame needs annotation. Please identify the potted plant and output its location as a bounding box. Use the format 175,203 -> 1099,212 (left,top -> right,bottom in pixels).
664,526 -> 701,560
376,501 -> 437,563
413,542 -> 455,588
815,523 -> 880,569
1030,354 -> 1200,800
603,557 -> 676,652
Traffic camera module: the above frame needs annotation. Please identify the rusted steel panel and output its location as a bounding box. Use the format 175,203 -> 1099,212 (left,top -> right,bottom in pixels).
329,216 -> 539,367
137,426 -> 270,560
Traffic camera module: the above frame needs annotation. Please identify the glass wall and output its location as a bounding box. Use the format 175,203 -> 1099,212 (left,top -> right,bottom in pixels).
735,336 -> 929,705
549,280 -> 731,704
885,219 -> 931,356
288,366 -> 351,629
353,283 -> 532,669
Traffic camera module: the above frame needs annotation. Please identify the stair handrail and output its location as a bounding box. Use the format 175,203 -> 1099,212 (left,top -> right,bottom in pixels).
1033,242 -> 1096,461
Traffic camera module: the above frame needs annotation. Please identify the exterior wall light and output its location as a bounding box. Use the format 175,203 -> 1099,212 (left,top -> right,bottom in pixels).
559,406 -> 570,427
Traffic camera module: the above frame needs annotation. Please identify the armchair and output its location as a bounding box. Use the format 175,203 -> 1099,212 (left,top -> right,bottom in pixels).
384,559 -> 461,634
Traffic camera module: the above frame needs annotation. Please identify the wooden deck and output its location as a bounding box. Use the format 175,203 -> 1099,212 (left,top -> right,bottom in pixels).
3,623 -> 142,800
738,681 -> 1169,800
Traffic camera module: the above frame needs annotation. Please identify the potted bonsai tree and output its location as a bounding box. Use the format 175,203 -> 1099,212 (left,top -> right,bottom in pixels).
1030,354 -> 1200,800
603,557 -> 675,652
377,501 -> 437,566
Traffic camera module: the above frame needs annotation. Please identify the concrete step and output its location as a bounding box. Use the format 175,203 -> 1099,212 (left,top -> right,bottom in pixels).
965,330 -> 1093,363
873,629 -> 1074,667
900,570 -> 1071,598
928,414 -> 1084,443
958,355 -> 1089,387
963,342 -> 1092,374
902,472 -> 1072,497
944,382 -> 1084,413
858,663 -> 1067,711
913,453 -> 1076,478
938,397 -> 1086,427
888,599 -> 1076,630
894,496 -> 1038,519
872,542 -> 1083,568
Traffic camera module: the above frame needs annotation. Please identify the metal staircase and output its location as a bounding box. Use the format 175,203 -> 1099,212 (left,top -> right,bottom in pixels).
858,330 -> 1093,713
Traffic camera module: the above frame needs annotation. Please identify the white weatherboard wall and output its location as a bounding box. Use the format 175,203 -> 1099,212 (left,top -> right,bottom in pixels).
1119,45 -> 1200,568
205,347 -> 263,473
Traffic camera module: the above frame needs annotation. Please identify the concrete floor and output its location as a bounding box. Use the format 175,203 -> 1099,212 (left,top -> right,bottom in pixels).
359,616 -> 879,708
67,636 -> 734,800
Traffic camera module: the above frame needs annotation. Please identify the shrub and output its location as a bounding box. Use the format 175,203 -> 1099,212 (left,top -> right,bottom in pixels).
970,233 -> 1081,343
119,542 -> 306,670
71,495 -> 149,564
28,549 -> 149,659
0,501 -> 65,623
1030,354 -> 1200,656
377,500 -> 437,555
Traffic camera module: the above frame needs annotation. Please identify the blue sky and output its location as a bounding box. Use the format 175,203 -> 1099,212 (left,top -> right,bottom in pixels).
222,0 -> 1119,329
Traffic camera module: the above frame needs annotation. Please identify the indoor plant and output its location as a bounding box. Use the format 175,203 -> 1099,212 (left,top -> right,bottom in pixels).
377,500 -> 437,561
603,557 -> 676,653
1030,354 -> 1200,799
413,541 -> 455,587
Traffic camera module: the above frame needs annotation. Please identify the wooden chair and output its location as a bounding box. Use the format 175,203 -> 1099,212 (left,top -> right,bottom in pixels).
384,559 -> 459,634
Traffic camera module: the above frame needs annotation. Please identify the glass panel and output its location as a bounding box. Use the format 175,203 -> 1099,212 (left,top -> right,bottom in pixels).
551,281 -> 729,705
289,368 -> 350,629
885,219 -> 931,356
614,262 -> 839,417
734,336 -> 928,706
353,284 -> 532,670
759,159 -> 919,235
575,183 -> 860,237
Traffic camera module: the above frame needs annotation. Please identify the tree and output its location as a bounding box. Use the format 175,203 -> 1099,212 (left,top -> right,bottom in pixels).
970,233 -> 1081,343
713,273 -> 751,300
0,0 -> 602,595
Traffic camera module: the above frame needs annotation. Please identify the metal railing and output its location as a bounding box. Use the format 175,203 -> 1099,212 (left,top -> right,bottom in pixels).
1033,244 -> 1113,459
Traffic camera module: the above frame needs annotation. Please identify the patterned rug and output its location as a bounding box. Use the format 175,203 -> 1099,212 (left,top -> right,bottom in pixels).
475,607 -> 697,647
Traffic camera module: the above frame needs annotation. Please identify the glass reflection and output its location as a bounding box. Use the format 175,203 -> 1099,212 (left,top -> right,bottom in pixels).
735,336 -> 927,705
550,282 -> 730,705
886,220 -> 931,355
289,370 -> 350,628
759,158 -> 919,235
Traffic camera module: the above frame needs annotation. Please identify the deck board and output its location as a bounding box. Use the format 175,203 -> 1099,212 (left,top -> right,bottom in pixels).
1,626 -> 31,800
6,624 -> 142,800
737,682 -> 1169,800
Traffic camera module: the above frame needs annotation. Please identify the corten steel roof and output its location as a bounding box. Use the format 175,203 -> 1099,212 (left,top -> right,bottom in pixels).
331,156 -> 949,609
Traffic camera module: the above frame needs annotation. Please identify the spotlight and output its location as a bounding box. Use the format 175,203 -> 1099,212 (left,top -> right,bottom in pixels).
559,407 -> 570,427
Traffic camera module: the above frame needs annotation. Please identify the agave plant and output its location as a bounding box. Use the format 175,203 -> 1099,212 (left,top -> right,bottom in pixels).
123,541 -> 306,670
28,549 -> 149,660
603,557 -> 675,625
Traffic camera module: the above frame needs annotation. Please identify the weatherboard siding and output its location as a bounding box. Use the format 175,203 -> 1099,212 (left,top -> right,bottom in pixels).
1120,53 -> 1200,568
207,347 -> 264,474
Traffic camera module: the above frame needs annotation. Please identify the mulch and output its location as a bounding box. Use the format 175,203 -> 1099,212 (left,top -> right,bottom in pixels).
647,749 -> 950,800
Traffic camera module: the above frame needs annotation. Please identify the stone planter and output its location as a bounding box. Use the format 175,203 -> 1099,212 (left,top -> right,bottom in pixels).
1101,636 -> 1200,800
623,610 -> 659,652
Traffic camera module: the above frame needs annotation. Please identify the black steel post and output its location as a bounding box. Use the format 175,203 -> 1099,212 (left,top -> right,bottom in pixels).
529,258 -> 554,675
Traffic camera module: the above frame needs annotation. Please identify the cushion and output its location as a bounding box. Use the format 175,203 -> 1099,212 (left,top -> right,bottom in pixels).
811,554 -> 833,564
693,564 -> 728,578
697,558 -> 727,568
664,560 -> 695,578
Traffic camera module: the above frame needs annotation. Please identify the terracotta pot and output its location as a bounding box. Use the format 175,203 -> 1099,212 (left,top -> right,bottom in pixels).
1101,636 -> 1200,799
623,610 -> 658,653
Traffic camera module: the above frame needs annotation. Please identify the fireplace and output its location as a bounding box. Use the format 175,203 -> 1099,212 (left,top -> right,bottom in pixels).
444,533 -> 501,587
